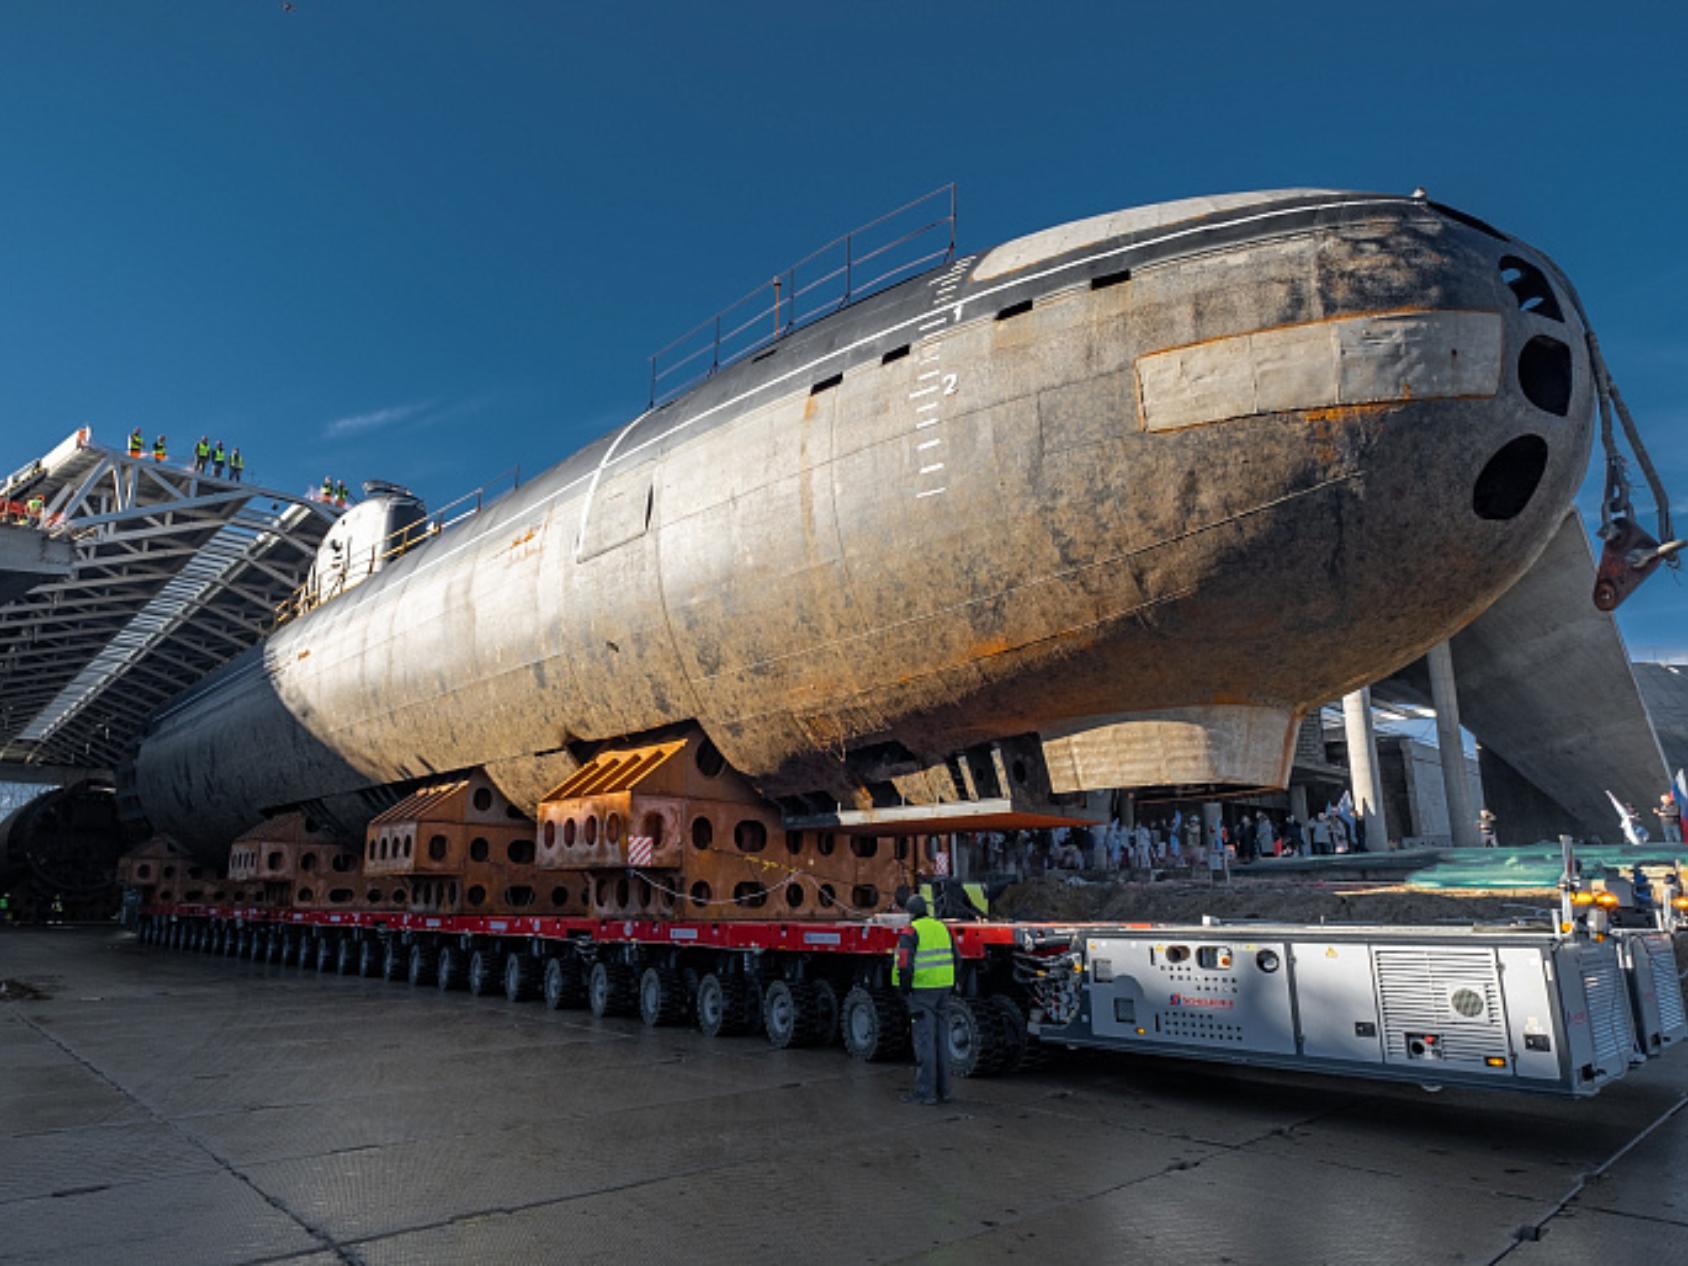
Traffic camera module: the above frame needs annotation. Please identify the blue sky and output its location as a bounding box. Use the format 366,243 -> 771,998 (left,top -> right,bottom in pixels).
2,2 -> 1684,652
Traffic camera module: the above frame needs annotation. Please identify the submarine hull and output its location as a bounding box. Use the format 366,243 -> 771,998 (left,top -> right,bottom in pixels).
132,190 -> 1593,858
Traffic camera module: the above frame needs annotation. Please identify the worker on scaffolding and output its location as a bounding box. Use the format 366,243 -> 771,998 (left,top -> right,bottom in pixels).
25,495 -> 45,527
153,434 -> 167,463
335,479 -> 349,507
321,475 -> 334,503
892,893 -> 957,1105
229,448 -> 244,483
211,440 -> 226,479
128,427 -> 145,458
193,436 -> 210,473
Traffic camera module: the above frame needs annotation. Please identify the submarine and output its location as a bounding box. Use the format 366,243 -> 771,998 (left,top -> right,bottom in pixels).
130,188 -> 1597,860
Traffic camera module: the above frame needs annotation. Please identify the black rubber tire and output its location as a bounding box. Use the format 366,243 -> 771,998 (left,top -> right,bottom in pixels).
467,948 -> 502,997
696,972 -> 758,1037
762,980 -> 817,1049
173,923 -> 188,950
193,924 -> 210,953
357,939 -> 381,978
946,996 -> 1012,1079
381,940 -> 406,981
543,955 -> 586,1010
334,938 -> 355,975
809,978 -> 841,1046
408,941 -> 437,987
239,931 -> 256,960
986,994 -> 1046,1072
267,932 -> 285,965
841,985 -> 910,1062
638,966 -> 690,1027
210,925 -> 226,955
436,945 -> 466,991
588,961 -> 638,1018
286,934 -> 306,967
504,953 -> 540,1002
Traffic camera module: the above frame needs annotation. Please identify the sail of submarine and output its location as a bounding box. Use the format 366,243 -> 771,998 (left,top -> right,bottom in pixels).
130,188 -> 1595,858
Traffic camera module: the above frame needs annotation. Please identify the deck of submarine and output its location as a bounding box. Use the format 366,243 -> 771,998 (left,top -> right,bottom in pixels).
3,926 -> 1686,1266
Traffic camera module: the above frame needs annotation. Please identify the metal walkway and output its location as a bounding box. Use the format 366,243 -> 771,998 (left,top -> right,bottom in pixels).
0,429 -> 336,770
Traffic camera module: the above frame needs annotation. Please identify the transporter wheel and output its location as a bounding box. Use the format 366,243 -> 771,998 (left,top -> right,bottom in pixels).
436,945 -> 467,992
467,948 -> 502,997
408,941 -> 438,987
170,923 -> 184,949
239,931 -> 255,960
381,940 -> 406,982
762,980 -> 817,1049
588,961 -> 638,1019
335,938 -> 357,975
543,955 -> 586,1010
190,923 -> 207,952
315,937 -> 335,973
504,953 -> 540,1003
810,979 -> 841,1046
945,996 -> 1014,1079
697,972 -> 757,1037
286,933 -> 306,967
987,994 -> 1046,1072
267,932 -> 285,965
209,925 -> 225,954
638,966 -> 690,1027
841,985 -> 910,1063
357,939 -> 381,978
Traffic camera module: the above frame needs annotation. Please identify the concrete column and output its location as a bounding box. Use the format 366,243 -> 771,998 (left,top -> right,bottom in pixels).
1342,687 -> 1391,850
1427,640 -> 1480,848
1289,783 -> 1309,821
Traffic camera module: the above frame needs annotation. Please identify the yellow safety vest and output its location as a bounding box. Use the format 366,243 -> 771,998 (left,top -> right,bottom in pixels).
891,916 -> 955,989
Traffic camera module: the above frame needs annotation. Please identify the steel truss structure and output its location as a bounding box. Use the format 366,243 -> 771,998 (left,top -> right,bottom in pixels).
0,429 -> 336,768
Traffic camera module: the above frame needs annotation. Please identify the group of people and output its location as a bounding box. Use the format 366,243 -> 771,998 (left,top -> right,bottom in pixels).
5,494 -> 47,527
319,476 -> 352,508
126,429 -> 245,482
191,436 -> 245,481
981,810 -> 1365,880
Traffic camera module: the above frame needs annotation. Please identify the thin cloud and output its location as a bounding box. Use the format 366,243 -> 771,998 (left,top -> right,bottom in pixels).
324,400 -> 434,438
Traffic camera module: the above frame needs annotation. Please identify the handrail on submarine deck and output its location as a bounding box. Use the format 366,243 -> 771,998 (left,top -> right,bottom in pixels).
647,183 -> 957,407
273,465 -> 521,626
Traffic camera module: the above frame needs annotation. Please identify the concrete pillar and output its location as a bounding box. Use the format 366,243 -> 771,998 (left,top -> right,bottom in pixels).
1289,783 -> 1309,821
1342,687 -> 1391,850
1427,640 -> 1481,848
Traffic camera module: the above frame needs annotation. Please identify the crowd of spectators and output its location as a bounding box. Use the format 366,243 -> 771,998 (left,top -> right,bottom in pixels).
979,806 -> 1367,881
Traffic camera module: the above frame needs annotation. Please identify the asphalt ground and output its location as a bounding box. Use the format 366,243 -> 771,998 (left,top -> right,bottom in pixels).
2,926 -> 1685,1266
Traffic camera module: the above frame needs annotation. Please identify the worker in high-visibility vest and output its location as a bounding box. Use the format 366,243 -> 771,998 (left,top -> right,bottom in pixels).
193,436 -> 211,473
211,441 -> 226,478
229,448 -> 244,483
25,495 -> 45,526
321,475 -> 334,502
128,428 -> 145,458
153,435 -> 167,462
891,893 -> 957,1105
335,479 -> 349,507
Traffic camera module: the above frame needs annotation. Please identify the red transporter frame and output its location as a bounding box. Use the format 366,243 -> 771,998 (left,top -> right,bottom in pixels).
136,899 -> 1033,1072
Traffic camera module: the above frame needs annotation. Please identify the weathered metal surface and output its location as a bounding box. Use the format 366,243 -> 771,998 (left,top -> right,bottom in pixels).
536,735 -> 911,919
360,771 -> 575,916
131,190 -> 1594,860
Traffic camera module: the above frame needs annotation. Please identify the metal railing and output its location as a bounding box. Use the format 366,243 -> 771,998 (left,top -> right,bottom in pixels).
274,466 -> 521,625
648,184 -> 956,406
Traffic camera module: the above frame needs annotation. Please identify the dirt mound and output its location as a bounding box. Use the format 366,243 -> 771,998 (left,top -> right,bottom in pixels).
993,875 -> 1562,926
